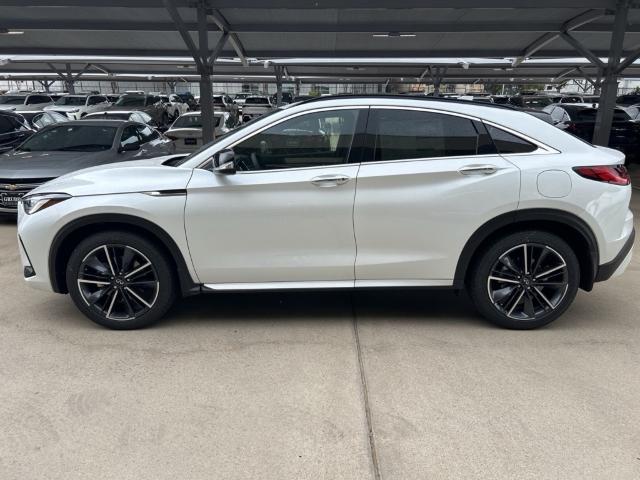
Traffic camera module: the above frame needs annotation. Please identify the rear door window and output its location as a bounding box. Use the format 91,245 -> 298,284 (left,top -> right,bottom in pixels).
367,108 -> 494,161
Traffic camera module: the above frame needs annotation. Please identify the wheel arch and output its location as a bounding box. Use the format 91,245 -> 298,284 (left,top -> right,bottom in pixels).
454,209 -> 599,291
49,213 -> 200,296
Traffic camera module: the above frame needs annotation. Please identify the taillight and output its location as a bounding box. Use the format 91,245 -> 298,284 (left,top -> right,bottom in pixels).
573,165 -> 631,186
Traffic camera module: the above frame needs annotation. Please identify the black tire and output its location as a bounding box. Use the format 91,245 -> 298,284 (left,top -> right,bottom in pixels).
468,230 -> 580,330
66,231 -> 176,329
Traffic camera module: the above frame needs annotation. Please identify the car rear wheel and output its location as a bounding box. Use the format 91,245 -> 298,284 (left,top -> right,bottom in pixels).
469,231 -> 580,329
66,231 -> 176,329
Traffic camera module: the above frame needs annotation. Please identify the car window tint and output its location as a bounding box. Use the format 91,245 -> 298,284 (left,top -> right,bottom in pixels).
26,95 -> 51,105
486,125 -> 537,154
18,125 -> 116,152
369,109 -> 483,161
120,126 -> 140,146
233,109 -> 359,171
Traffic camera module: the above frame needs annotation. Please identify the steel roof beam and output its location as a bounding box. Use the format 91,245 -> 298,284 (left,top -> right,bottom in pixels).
514,8 -> 608,66
4,20 -> 640,33
207,9 -> 248,66
6,1 -> 623,8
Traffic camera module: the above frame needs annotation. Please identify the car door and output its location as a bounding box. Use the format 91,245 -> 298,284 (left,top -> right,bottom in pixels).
353,106 -> 521,287
0,114 -> 32,152
185,107 -> 366,286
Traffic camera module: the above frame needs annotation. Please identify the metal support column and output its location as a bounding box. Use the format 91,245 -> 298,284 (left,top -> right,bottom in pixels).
274,65 -> 283,106
593,1 -> 630,146
197,0 -> 215,144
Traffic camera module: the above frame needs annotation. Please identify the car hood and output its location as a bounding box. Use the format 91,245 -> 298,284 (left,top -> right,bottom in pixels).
29,155 -> 193,197
0,150 -> 120,180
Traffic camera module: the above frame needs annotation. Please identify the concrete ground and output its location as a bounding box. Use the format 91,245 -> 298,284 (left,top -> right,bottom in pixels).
1,191 -> 639,479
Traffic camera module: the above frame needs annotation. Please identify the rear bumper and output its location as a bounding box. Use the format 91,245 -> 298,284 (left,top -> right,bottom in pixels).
594,228 -> 635,282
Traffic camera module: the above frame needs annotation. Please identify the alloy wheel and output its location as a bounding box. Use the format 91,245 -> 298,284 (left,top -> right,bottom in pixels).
76,244 -> 160,321
487,243 -> 569,321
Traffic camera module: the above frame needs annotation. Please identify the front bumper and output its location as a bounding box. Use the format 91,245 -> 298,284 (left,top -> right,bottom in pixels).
595,228 -> 635,282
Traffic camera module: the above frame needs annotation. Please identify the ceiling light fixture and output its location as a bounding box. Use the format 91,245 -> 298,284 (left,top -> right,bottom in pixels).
372,32 -> 416,38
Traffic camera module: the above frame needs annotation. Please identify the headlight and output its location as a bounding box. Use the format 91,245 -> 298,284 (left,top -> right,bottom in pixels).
21,193 -> 71,215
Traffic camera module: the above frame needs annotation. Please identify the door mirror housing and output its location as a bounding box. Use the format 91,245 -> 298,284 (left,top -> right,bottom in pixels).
213,149 -> 236,174
119,142 -> 140,153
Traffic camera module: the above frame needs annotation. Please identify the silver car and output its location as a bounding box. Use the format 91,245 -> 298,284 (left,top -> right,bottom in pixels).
0,120 -> 174,213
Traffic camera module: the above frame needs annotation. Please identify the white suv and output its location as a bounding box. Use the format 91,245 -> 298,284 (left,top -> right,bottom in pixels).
17,96 -> 634,330
45,94 -> 111,120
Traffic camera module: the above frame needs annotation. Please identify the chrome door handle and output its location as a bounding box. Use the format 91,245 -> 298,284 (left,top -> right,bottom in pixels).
458,164 -> 498,176
311,175 -> 351,187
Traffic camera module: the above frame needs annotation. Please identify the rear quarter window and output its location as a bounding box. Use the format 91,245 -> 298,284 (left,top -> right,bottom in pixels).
486,125 -> 537,154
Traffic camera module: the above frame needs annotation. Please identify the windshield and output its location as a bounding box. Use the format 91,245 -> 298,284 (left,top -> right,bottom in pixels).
564,107 -> 631,122
55,96 -> 87,106
172,108 -> 281,166
86,112 -> 131,120
245,97 -> 269,105
523,97 -> 553,108
115,96 -> 146,107
172,115 -> 222,129
17,125 -> 117,152
0,96 -> 26,105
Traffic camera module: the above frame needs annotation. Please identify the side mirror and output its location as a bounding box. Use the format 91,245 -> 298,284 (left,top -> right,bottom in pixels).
119,143 -> 140,153
213,149 -> 236,174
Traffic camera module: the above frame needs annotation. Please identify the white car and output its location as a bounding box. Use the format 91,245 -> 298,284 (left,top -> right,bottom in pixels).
164,111 -> 233,153
44,94 -> 111,120
159,94 -> 189,120
0,93 -> 54,112
17,96 -> 634,330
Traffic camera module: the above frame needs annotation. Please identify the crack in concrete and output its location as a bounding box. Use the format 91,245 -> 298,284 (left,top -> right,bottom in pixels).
351,293 -> 382,480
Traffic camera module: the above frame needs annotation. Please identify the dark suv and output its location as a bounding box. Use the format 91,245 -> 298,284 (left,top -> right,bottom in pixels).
101,92 -> 169,126
0,110 -> 34,153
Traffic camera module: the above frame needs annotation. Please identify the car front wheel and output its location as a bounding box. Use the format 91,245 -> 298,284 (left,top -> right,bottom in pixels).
469,231 -> 580,329
66,231 -> 176,329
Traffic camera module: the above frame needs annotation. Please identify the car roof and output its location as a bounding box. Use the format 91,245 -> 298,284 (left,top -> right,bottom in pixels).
62,119 -> 130,125
86,110 -> 136,115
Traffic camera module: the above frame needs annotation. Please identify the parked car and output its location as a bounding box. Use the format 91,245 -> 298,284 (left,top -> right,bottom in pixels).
232,93 -> 252,108
83,110 -> 157,127
543,103 -> 640,161
174,92 -> 198,111
0,120 -> 174,214
241,95 -> 275,122
164,111 -> 233,153
18,110 -> 69,130
616,93 -> 640,106
0,110 -> 34,154
0,93 -> 54,112
100,92 -> 169,126
212,94 -> 239,123
44,93 -> 111,120
159,94 -> 189,121
509,95 -> 555,109
16,96 -> 633,331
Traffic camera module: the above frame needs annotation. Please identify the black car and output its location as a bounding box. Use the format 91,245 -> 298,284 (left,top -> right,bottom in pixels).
616,93 -> 640,106
544,104 -> 640,161
0,110 -> 34,154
